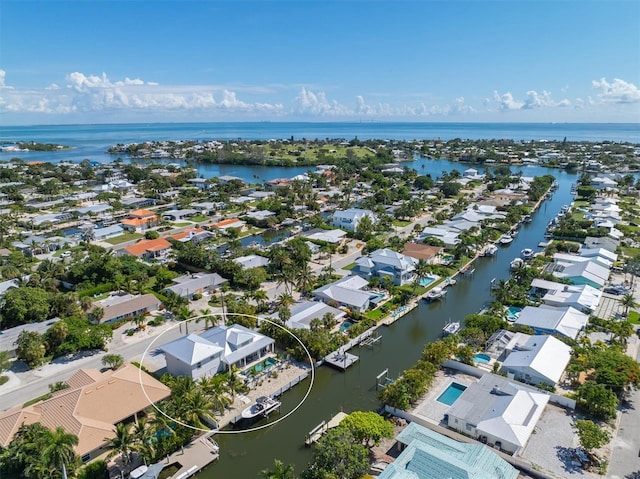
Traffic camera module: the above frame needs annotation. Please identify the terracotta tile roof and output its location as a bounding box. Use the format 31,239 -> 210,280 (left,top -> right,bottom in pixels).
166,227 -> 205,241
124,238 -> 172,257
121,217 -> 156,227
0,364 -> 171,456
401,242 -> 443,260
213,218 -> 243,228
129,209 -> 156,218
65,369 -> 103,390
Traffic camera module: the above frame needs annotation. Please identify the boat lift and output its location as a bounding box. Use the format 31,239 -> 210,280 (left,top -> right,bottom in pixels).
376,368 -> 394,390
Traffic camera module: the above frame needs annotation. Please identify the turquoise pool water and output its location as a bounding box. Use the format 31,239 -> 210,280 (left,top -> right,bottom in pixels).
474,353 -> 491,364
506,306 -> 522,321
244,357 -> 278,376
339,321 -> 354,333
419,277 -> 435,287
437,382 -> 467,406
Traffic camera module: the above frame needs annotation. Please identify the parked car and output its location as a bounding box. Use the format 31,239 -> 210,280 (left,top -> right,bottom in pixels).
604,284 -> 630,295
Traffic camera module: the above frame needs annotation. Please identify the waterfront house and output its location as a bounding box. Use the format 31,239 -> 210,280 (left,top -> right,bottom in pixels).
165,227 -> 212,244
122,237 -> 172,260
446,374 -> 549,455
583,235 -> 619,253
530,278 -> 602,313
90,293 -> 161,325
93,224 -> 125,241
401,242 -> 443,264
418,226 -> 461,247
312,275 -> 375,313
163,273 -> 226,299
187,178 -> 211,190
353,248 -> 417,286
274,300 -> 346,330
500,334 -> 572,387
233,254 -> 270,270
211,218 -> 246,231
590,176 -> 618,190
513,305 -> 588,340
120,209 -> 158,232
0,364 -> 170,463
331,208 -> 377,232
160,324 -> 275,380
548,256 -> 609,289
578,247 -> 618,268
379,422 -> 518,479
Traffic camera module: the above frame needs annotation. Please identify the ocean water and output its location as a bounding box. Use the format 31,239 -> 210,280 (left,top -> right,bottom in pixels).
0,122 -> 637,183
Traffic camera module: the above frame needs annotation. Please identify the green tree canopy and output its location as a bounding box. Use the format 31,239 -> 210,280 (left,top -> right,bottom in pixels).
340,411 -> 394,446
574,419 -> 611,452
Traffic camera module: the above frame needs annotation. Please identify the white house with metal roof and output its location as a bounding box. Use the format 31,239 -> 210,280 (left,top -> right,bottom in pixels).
160,324 -> 275,380
379,422 -> 518,479
354,248 -> 417,286
513,304 -> 589,340
548,256 -> 610,289
312,275 -> 373,313
530,278 -> 602,313
331,208 -> 377,232
164,273 -> 227,299
500,335 -> 572,387
270,300 -> 346,330
446,374 -> 550,455
233,254 -> 270,270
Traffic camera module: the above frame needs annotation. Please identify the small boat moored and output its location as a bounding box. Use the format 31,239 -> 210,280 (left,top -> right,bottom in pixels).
483,244 -> 498,257
442,320 -> 461,336
510,257 -> 524,270
241,395 -> 281,420
425,287 -> 447,302
521,248 -> 535,260
499,234 -> 514,245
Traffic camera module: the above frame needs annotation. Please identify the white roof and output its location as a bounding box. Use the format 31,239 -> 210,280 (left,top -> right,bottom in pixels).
303,229 -> 347,244
501,335 -> 572,384
283,300 -> 346,330
160,333 -> 224,365
531,278 -> 602,312
514,305 -> 588,339
552,260 -> 609,288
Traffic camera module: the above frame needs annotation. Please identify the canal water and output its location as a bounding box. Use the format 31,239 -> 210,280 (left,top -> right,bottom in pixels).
205,168 -> 578,477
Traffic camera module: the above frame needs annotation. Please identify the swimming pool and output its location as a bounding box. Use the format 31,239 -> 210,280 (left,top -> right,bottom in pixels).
506,306 -> 522,322
474,353 -> 491,364
419,276 -> 435,287
436,382 -> 467,406
243,357 -> 279,376
339,321 -> 354,333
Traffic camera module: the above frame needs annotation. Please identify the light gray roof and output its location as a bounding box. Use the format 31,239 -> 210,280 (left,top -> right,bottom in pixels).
284,300 -> 346,329
165,273 -> 226,297
200,324 -> 274,366
514,305 -> 588,339
0,317 -> 61,352
501,335 -> 572,384
160,333 -> 224,365
233,254 -> 269,270
448,374 -> 549,448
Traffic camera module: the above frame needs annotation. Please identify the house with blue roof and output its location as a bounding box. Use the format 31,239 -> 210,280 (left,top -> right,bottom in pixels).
379,422 -> 518,479
354,248 -> 417,286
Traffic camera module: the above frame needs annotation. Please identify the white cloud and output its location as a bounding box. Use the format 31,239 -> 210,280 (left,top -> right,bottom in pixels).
592,77 -> 640,103
493,91 -> 524,110
293,87 -> 351,116
0,69 -> 14,89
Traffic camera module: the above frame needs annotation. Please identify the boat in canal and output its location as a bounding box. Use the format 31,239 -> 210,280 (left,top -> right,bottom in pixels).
241,396 -> 281,420
424,287 -> 447,302
521,248 -> 535,260
498,234 -> 514,245
510,257 -> 524,270
483,244 -> 498,256
442,320 -> 461,336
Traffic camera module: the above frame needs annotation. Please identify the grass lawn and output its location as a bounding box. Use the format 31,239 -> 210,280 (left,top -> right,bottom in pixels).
189,214 -> 209,222
628,310 -> 640,325
364,309 -> 385,321
171,222 -> 192,227
343,262 -> 357,270
621,246 -> 640,258
103,232 -> 143,245
392,220 -> 412,227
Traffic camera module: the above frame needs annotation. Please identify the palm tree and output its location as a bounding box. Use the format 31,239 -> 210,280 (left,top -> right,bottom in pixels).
621,293 -> 638,316
296,264 -> 316,296
106,423 -> 135,466
199,376 -> 232,416
42,426 -> 79,479
181,390 -> 215,429
252,289 -> 269,311
225,367 -> 246,402
260,459 -> 296,479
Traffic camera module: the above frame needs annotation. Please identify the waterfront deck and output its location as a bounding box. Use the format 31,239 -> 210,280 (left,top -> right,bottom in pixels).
324,350 -> 359,370
305,412 -> 348,446
166,433 -> 219,479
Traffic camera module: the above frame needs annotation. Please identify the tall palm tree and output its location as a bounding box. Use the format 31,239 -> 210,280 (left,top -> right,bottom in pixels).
106,423 -> 135,466
296,264 -> 316,296
621,293 -> 638,316
225,367 -> 247,402
199,376 -> 232,416
42,426 -> 79,479
181,390 -> 215,429
252,289 -> 269,311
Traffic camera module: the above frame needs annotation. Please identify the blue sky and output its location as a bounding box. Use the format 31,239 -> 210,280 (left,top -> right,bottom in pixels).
1,0 -> 639,124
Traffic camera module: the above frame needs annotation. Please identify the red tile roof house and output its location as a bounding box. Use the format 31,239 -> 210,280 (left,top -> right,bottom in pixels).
0,364 -> 171,463
122,237 -> 172,259
211,218 -> 246,231
120,209 -> 159,232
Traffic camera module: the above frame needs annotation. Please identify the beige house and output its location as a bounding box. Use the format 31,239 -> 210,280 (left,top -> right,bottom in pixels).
0,364 -> 171,463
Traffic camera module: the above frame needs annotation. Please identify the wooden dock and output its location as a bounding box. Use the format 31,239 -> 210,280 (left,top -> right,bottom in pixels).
305,412 -> 348,446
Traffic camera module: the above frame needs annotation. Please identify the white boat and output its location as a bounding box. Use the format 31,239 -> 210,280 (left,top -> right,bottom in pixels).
425,287 -> 447,301
523,215 -> 532,223
510,257 -> 524,270
499,234 -> 513,245
241,396 -> 281,420
442,321 -> 461,336
483,244 -> 498,256
521,248 -> 535,260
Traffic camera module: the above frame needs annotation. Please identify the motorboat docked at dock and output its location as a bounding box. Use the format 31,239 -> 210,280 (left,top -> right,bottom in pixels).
521,248 -> 535,260
424,287 -> 447,302
483,244 -> 498,256
510,257 -> 524,270
241,396 -> 281,420
442,320 -> 461,336
498,234 -> 514,245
